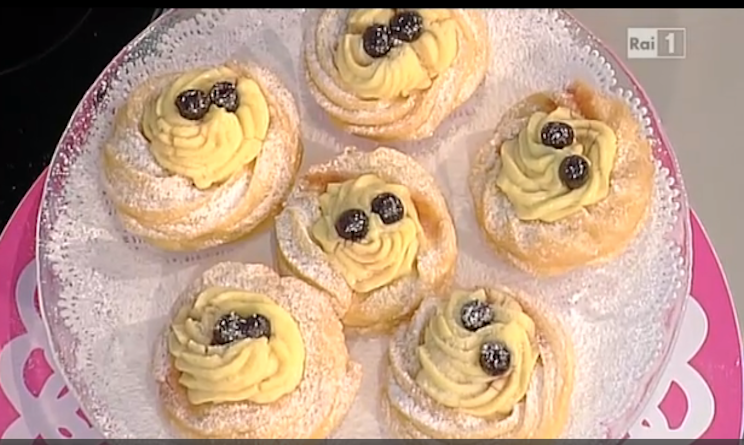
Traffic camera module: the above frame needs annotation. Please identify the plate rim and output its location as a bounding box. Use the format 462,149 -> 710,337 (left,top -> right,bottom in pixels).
562,8 -> 694,434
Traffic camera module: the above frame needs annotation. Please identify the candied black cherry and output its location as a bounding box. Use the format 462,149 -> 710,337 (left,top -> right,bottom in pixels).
211,312 -> 271,346
559,155 -> 590,190
175,89 -> 210,121
371,192 -> 405,225
335,208 -> 370,242
362,24 -> 393,58
390,10 -> 424,42
209,81 -> 240,113
212,311 -> 247,345
460,299 -> 494,332
540,121 -> 575,149
479,341 -> 511,376
243,314 -> 272,339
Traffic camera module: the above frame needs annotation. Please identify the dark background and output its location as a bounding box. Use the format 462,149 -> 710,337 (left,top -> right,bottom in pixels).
0,7 -> 162,230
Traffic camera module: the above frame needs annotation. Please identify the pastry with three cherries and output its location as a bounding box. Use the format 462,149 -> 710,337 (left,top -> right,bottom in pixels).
304,9 -> 490,141
383,287 -> 574,439
469,81 -> 655,275
153,262 -> 361,439
275,147 -> 457,332
102,61 -> 302,251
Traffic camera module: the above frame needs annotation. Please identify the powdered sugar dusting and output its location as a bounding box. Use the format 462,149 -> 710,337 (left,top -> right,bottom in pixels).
111,130 -> 165,176
37,8 -> 689,440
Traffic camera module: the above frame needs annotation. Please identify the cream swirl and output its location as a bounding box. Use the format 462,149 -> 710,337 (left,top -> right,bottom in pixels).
334,9 -> 459,100
167,287 -> 305,405
416,289 -> 539,417
141,65 -> 270,190
495,107 -> 619,222
310,174 -> 423,294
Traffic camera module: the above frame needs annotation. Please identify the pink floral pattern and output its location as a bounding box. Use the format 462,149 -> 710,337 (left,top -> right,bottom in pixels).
0,174 -> 741,439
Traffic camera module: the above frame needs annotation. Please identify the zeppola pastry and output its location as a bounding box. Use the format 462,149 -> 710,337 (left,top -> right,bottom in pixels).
275,147 -> 457,332
469,81 -> 655,275
102,61 -> 302,251
304,9 -> 490,141
383,287 -> 574,439
153,262 -> 362,439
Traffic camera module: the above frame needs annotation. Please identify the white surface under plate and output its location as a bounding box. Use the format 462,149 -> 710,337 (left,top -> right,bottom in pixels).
36,8 -> 691,439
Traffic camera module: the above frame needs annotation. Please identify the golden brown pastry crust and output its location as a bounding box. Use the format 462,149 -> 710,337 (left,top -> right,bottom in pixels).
304,9 -> 490,141
469,81 -> 655,276
153,262 -> 362,438
275,147 -> 457,333
382,286 -> 574,439
102,61 -> 303,251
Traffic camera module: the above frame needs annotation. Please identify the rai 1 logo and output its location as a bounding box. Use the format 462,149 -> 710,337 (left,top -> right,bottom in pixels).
627,28 -> 686,59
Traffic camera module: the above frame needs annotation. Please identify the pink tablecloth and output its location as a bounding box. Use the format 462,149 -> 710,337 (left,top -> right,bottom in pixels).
0,172 -> 741,439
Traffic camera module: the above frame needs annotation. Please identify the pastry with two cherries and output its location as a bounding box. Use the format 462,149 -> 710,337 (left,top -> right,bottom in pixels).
275,147 -> 457,332
305,9 -> 490,141
154,262 -> 361,438
102,61 -> 302,251
469,81 -> 655,275
383,287 -> 574,439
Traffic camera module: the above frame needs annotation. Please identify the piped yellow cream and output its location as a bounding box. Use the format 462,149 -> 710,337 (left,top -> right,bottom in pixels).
416,289 -> 539,417
311,174 -> 423,294
334,9 -> 459,100
495,107 -> 618,222
167,287 -> 305,405
141,66 -> 270,190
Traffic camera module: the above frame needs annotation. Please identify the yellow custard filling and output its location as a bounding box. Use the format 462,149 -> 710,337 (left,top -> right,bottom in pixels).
496,106 -> 618,222
167,287 -> 305,405
416,289 -> 539,417
311,174 -> 424,294
334,9 -> 459,100
141,65 -> 270,189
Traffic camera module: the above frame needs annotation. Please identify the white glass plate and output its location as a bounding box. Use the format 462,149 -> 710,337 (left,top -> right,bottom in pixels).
36,8 -> 692,439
